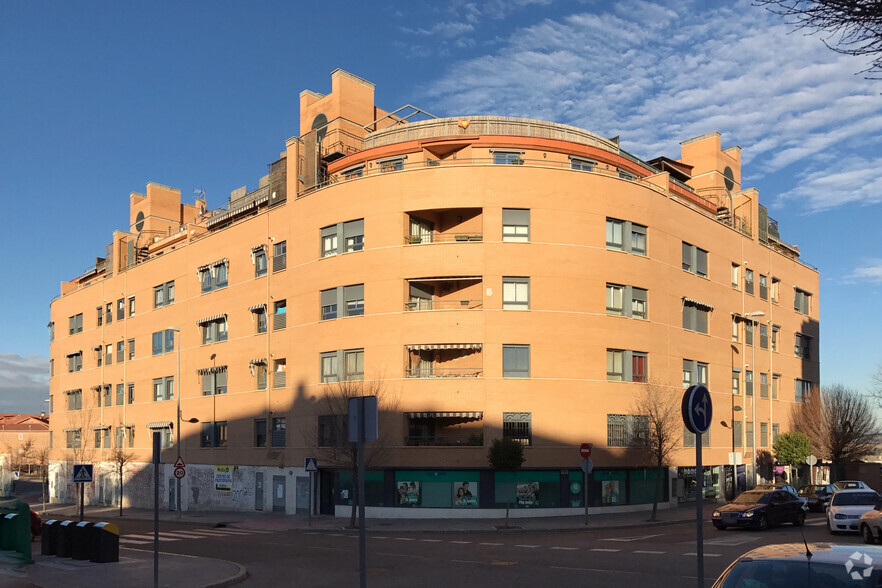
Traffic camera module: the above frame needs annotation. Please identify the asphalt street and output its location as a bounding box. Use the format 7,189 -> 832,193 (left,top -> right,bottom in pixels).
115,511 -> 865,587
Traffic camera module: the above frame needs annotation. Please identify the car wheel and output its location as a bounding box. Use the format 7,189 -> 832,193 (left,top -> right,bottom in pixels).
827,519 -> 837,535
755,514 -> 768,531
793,511 -> 805,527
863,524 -> 877,544
713,522 -> 726,531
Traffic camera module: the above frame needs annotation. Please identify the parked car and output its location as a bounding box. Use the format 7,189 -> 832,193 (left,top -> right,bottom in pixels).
712,489 -> 805,531
29,509 -> 41,541
798,483 -> 837,512
860,501 -> 882,544
712,543 -> 882,587
834,480 -> 872,491
754,482 -> 809,511
828,489 -> 880,534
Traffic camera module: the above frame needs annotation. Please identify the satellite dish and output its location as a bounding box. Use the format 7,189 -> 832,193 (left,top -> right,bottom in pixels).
135,211 -> 145,232
312,113 -> 328,143
723,166 -> 735,192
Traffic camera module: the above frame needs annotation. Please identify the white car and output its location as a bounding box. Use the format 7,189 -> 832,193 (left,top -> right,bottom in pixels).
860,502 -> 882,543
833,480 -> 871,490
827,489 -> 880,534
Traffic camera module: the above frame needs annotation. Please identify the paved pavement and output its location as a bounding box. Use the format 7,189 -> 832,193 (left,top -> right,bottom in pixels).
0,500 -> 718,588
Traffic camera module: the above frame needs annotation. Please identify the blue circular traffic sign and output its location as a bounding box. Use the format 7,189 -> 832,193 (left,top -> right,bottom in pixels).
682,384 -> 713,435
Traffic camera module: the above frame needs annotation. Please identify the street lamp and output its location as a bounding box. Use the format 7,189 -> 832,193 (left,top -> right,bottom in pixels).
168,326 -> 181,519
744,311 -> 765,487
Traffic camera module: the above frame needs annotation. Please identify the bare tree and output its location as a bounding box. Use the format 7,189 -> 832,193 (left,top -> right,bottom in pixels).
791,384 -> 879,478
631,381 -> 681,522
109,447 -> 136,516
33,447 -> 51,512
755,0 -> 882,76
302,377 -> 399,528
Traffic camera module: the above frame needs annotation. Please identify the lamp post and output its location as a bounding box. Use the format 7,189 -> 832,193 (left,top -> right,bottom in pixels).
168,326 -> 181,519
745,311 -> 765,487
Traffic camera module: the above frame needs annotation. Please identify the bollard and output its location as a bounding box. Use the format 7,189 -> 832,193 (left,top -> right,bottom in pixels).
90,522 -> 119,563
56,520 -> 75,558
71,521 -> 94,560
41,520 -> 59,555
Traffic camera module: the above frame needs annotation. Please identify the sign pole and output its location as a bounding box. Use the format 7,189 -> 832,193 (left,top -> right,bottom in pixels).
79,482 -> 84,521
153,431 -> 160,588
696,433 -> 704,588
358,436 -> 366,588
308,471 -> 313,528
583,469 -> 588,525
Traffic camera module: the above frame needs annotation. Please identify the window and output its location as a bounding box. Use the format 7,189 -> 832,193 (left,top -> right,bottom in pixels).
503,412 -> 532,446
273,241 -> 287,272
746,370 -> 754,397
151,427 -> 173,449
201,317 -> 228,344
115,426 -> 125,449
682,242 -> 708,277
379,156 -> 405,171
200,261 -> 229,293
255,362 -> 267,390
344,349 -> 364,381
771,277 -> 780,303
795,333 -> 811,360
321,352 -> 339,383
502,209 -> 530,242
49,322 -> 55,342
105,344 -> 112,366
201,370 -> 228,396
152,376 -> 174,401
772,374 -> 780,399
795,379 -> 812,402
606,284 -> 624,316
116,383 -> 124,405
116,341 -> 124,363
570,156 -> 595,171
606,218 -> 647,255
682,299 -> 711,334
117,298 -> 125,320
794,288 -> 811,315
318,415 -> 347,447
771,326 -> 779,352
320,349 -> 364,382
66,389 -> 82,410
746,422 -> 754,448
342,164 -> 364,179
607,414 -> 648,447
321,219 -> 365,256
128,296 -> 135,317
200,421 -> 228,448
732,369 -> 740,395
733,421 -> 743,448
321,285 -> 364,319
732,317 -> 740,341
69,313 -> 83,335
105,303 -> 112,325
127,382 -> 135,404
503,345 -> 530,378
65,429 -> 81,449
49,359 -> 54,376
772,423 -> 780,444
502,277 -> 529,310
731,264 -> 740,289
153,281 -> 174,308
271,417 -> 286,448
273,359 -> 286,388
759,275 -> 768,300
273,301 -> 287,330
760,324 -> 768,349
67,352 -> 82,373
127,338 -> 135,360
344,285 -> 364,317
103,427 -> 111,449
760,423 -> 768,447
618,169 -> 636,181
606,349 -> 647,382
760,373 -> 769,398
254,247 -> 268,277
322,228 -> 338,257
152,329 -> 176,355
493,150 -> 523,165
96,306 -> 103,327
606,284 -> 647,319
745,321 -> 754,346
684,427 -> 710,447
255,419 -> 267,447
683,360 -> 709,388
745,269 -> 754,295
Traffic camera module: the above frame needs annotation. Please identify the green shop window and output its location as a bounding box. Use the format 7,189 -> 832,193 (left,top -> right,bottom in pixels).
394,471 -> 480,508
493,470 -> 560,508
337,471 -> 385,507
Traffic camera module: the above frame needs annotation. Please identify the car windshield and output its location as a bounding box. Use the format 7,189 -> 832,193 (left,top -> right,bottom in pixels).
717,559 -> 880,587
831,492 -> 878,506
798,485 -> 826,495
733,491 -> 768,505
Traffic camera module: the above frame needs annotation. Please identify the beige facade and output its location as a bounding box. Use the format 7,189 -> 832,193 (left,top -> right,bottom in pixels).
48,70 -> 819,514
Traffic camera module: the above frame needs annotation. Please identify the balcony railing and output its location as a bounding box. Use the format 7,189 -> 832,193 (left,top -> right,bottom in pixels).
405,299 -> 483,311
405,367 -> 482,378
405,232 -> 482,244
404,435 -> 484,447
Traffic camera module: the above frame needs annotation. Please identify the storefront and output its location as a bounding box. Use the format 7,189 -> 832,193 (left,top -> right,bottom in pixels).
677,465 -> 722,502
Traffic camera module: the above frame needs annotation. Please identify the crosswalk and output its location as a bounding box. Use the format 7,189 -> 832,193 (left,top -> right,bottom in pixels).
120,527 -> 274,546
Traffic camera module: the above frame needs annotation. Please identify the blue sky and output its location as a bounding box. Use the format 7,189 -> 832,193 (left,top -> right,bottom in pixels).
2,0 -> 880,413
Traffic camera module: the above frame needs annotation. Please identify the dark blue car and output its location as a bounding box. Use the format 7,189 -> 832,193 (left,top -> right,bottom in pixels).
713,489 -> 805,531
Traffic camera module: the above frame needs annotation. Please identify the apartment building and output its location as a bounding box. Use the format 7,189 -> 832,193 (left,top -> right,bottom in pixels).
47,69 -> 819,516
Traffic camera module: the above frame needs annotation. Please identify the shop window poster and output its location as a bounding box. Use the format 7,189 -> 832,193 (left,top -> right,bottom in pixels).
397,481 -> 421,506
602,480 -> 620,505
453,481 -> 477,507
516,482 -> 539,507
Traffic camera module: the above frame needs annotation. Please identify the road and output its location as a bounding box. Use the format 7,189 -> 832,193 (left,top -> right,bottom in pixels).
114,511 -> 864,587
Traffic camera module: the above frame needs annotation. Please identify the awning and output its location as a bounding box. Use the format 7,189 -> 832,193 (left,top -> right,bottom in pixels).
407,411 -> 483,421
65,351 -> 81,358
197,258 -> 229,272
90,385 -> 102,391
248,303 -> 267,312
249,358 -> 267,366
406,276 -> 481,282
91,425 -> 109,431
251,244 -> 266,253
92,345 -> 102,351
63,428 -> 79,432
682,297 -> 714,311
405,343 -> 482,351
63,389 -> 81,395
146,422 -> 173,429
196,313 -> 227,325
197,365 -> 228,375
206,196 -> 268,227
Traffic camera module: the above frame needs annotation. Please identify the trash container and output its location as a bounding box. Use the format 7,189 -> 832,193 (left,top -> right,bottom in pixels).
0,513 -> 18,550
71,521 -> 94,560
56,520 -> 75,558
90,522 -> 119,563
41,520 -> 59,555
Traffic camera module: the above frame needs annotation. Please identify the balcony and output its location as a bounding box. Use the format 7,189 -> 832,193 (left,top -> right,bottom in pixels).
406,208 -> 482,245
405,411 -> 484,447
406,277 -> 483,311
405,344 -> 482,378
405,233 -> 482,244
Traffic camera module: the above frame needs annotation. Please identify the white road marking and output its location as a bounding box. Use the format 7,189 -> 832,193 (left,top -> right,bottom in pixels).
119,539 -> 153,545
377,552 -> 422,559
449,540 -> 471,544
155,532 -> 209,539
601,534 -> 664,542
480,542 -> 504,546
550,547 -> 580,551
308,546 -> 347,552
683,552 -> 722,557
451,559 -> 482,564
372,536 -> 389,540
806,520 -> 827,526
633,550 -> 666,554
394,537 -> 415,541
590,548 -> 621,553
516,544 -> 540,548
551,566 -> 640,575
706,536 -> 760,546
123,534 -> 179,542
420,539 -> 442,542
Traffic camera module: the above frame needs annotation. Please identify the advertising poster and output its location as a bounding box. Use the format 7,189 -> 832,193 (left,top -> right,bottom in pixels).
602,480 -> 620,505
214,465 -> 233,493
453,481 -> 478,507
397,481 -> 421,506
516,482 -> 539,507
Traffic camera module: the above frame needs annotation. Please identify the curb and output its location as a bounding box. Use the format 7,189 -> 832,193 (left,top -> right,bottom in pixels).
204,561 -> 248,588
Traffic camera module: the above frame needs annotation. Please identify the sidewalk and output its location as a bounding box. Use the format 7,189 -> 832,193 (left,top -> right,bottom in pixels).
1,501 -> 718,588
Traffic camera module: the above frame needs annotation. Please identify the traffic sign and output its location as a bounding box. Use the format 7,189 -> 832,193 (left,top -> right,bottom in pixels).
579,443 -> 593,458
304,458 -> 318,472
581,458 -> 594,474
806,454 -> 818,466
174,467 -> 186,479
73,464 -> 93,483
12,471 -> 19,480
682,384 -> 713,435
174,457 -> 186,468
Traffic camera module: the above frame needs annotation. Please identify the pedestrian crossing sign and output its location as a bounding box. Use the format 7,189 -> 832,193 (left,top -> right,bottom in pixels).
304,458 -> 318,472
73,464 -> 93,483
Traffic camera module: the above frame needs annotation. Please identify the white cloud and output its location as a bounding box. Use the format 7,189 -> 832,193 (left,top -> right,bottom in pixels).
777,156 -> 882,211
0,354 -> 49,413
846,260 -> 882,284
